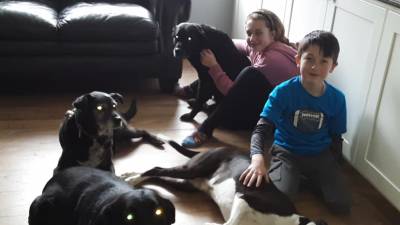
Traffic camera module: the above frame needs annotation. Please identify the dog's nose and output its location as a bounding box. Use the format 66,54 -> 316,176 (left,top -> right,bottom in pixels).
112,113 -> 123,127
173,47 -> 184,59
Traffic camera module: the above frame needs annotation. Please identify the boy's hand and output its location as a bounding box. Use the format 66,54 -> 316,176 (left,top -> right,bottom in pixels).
200,49 -> 218,68
239,154 -> 268,187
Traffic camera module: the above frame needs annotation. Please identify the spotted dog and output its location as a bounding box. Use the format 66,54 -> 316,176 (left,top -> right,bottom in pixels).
122,140 -> 327,225
55,91 -> 164,173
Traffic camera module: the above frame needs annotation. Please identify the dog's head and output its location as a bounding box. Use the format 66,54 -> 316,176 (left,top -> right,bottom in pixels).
94,189 -> 175,225
173,22 -> 210,59
72,91 -> 124,137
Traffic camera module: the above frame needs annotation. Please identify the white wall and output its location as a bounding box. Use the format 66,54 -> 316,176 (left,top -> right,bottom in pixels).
188,0 -> 234,35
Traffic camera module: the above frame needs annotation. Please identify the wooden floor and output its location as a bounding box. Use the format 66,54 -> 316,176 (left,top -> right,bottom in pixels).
0,61 -> 399,225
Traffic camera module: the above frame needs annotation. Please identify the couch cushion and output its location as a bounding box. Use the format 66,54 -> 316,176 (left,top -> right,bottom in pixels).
0,1 -> 58,40
58,3 -> 158,42
0,40 -> 159,56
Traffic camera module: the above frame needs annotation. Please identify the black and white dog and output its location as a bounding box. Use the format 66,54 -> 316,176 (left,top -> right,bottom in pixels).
122,141 -> 327,225
55,91 -> 164,173
174,22 -> 251,121
29,167 -> 175,225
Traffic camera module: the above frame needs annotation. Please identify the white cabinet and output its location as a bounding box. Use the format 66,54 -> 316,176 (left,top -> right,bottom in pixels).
353,10 -> 400,211
326,0 -> 386,162
231,0 -> 262,39
323,0 -> 400,210
286,0 -> 332,42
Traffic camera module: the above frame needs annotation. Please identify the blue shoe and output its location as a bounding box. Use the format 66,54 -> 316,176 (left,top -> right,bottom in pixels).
182,131 -> 208,148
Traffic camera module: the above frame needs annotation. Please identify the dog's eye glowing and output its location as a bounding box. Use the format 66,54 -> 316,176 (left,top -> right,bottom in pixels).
112,104 -> 116,109
155,207 -> 163,216
187,37 -> 192,41
126,213 -> 135,221
96,105 -> 103,111
175,35 -> 179,39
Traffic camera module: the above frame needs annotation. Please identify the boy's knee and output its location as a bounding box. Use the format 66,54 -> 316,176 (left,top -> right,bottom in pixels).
274,182 -> 298,199
270,171 -> 299,199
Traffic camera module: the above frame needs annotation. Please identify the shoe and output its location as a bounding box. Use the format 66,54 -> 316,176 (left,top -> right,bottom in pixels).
182,131 -> 208,148
174,85 -> 194,100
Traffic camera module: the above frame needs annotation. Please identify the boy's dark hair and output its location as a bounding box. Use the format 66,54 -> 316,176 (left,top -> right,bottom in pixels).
297,30 -> 340,64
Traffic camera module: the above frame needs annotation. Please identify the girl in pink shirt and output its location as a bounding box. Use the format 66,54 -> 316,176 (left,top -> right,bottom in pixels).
180,9 -> 298,147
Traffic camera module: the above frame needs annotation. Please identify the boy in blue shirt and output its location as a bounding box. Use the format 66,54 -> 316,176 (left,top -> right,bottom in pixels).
239,30 -> 351,214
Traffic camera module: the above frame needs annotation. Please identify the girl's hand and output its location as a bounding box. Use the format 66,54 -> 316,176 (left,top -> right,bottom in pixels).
200,49 -> 218,68
239,154 -> 268,187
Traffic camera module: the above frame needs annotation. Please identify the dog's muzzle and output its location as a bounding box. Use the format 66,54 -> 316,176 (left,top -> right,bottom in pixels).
173,46 -> 185,59
112,113 -> 123,128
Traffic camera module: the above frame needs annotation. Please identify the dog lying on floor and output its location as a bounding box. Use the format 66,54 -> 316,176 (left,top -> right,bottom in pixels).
173,22 -> 251,121
55,91 -> 164,173
122,140 -> 327,225
29,166 -> 175,225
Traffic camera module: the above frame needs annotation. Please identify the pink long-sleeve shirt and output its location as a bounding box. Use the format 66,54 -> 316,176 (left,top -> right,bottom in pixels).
208,39 -> 298,95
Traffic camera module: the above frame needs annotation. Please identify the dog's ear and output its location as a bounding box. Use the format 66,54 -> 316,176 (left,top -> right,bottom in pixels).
72,94 -> 91,109
110,93 -> 124,104
197,24 -> 210,48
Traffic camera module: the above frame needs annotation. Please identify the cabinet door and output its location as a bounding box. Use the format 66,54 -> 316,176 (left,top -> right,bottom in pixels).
231,0 -> 262,39
261,0 -> 290,31
287,0 -> 330,42
325,0 -> 386,162
354,11 -> 400,211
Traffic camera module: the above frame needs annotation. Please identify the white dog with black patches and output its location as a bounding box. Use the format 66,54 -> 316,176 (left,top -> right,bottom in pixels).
122,140 -> 327,225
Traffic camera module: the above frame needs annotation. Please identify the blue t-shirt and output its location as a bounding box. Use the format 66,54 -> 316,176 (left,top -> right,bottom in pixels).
260,76 -> 346,155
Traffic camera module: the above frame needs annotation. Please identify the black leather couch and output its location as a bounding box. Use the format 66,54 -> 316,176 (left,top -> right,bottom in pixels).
0,0 -> 191,92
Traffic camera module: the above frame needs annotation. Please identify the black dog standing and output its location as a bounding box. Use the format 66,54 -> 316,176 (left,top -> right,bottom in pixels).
55,91 -> 164,173
173,22 -> 251,121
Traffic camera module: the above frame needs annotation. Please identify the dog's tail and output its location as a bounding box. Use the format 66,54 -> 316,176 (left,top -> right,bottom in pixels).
121,99 -> 137,121
168,140 -> 199,158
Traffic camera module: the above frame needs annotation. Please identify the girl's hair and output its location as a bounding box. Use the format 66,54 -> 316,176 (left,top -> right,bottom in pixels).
247,9 -> 291,46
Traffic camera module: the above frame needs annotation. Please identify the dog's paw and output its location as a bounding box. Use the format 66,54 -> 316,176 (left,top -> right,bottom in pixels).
180,113 -> 194,122
119,171 -> 140,180
120,172 -> 146,187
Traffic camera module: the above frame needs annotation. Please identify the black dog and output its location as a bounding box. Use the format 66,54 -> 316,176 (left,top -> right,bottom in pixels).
29,167 -> 175,225
174,22 -> 251,121
122,141 -> 327,225
55,91 -> 164,173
